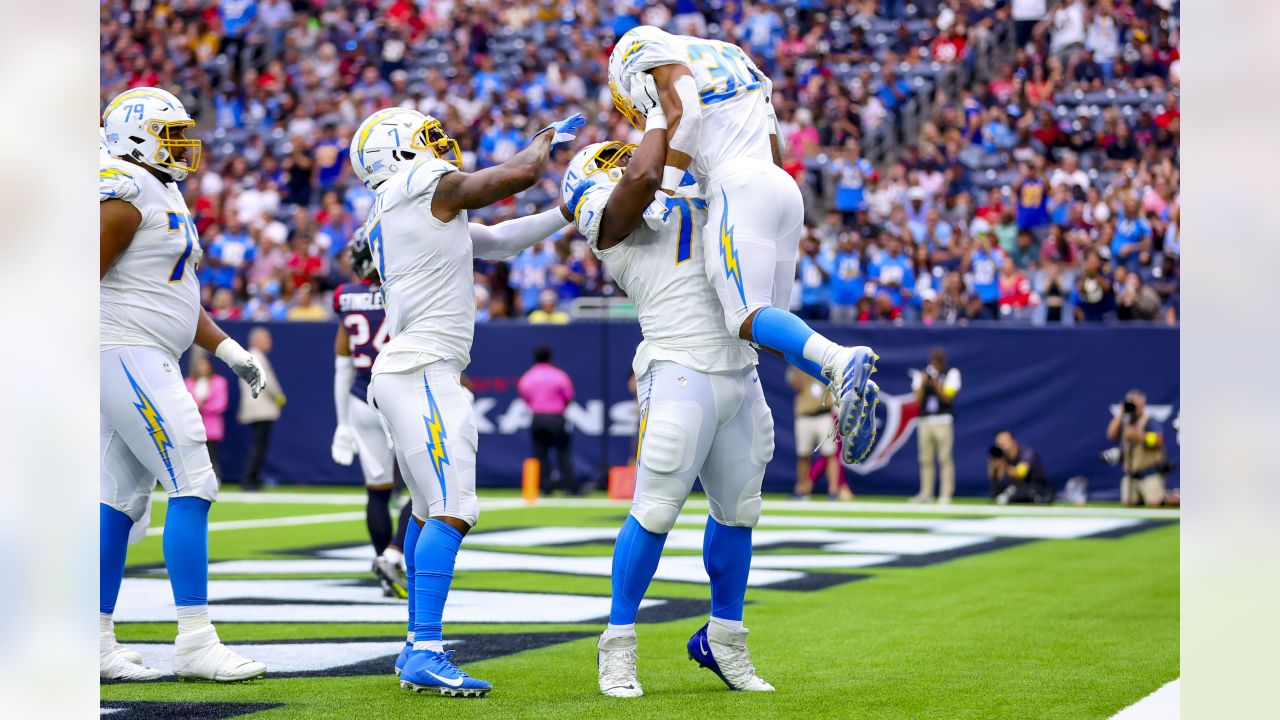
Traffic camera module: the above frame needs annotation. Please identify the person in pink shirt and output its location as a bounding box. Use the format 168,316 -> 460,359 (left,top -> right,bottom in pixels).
517,345 -> 577,494
185,354 -> 229,481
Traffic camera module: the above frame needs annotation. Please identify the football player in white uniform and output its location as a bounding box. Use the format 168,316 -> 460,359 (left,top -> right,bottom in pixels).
608,26 -> 881,463
349,107 -> 585,696
100,87 -> 267,682
565,103 -> 819,697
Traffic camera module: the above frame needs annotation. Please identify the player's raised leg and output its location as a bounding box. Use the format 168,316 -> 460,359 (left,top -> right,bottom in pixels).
598,362 -> 717,698
704,164 -> 878,448
686,367 -> 775,691
374,365 -> 490,697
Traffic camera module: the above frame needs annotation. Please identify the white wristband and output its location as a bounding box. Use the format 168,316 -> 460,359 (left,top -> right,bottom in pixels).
644,105 -> 667,131
214,337 -> 249,366
661,165 -> 685,193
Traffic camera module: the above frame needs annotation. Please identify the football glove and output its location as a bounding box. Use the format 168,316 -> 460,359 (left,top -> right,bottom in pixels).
331,424 -> 358,466
537,112 -> 586,148
215,339 -> 266,398
628,73 -> 661,115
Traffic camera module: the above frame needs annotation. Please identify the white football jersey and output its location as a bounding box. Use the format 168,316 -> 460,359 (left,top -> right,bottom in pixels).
610,26 -> 774,185
100,157 -> 203,360
366,158 -> 475,376
575,185 -> 756,379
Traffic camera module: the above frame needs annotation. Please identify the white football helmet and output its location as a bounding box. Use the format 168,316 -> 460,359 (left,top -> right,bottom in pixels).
608,25 -> 672,130
101,87 -> 201,181
560,141 -> 636,209
349,108 -> 461,190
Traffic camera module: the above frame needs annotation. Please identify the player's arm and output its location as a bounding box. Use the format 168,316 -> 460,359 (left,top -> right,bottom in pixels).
469,204 -> 574,260
595,117 -> 668,250
331,323 -> 357,465
650,64 -> 702,193
195,308 -> 266,398
100,199 -> 140,279
432,113 -> 585,223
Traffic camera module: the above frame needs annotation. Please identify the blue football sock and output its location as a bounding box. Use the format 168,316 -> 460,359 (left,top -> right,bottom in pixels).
404,517 -> 423,638
609,515 -> 668,625
783,351 -> 828,385
751,307 -> 831,382
100,504 -> 133,615
163,496 -> 211,607
703,517 -> 752,622
414,518 -> 463,644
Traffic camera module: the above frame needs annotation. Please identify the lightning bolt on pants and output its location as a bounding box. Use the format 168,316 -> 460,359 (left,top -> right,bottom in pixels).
369,361 -> 479,528
701,158 -> 805,338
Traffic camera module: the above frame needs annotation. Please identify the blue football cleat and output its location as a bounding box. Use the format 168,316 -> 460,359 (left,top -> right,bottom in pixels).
399,649 -> 492,697
843,380 -> 881,465
687,623 -> 774,692
394,641 -> 412,676
826,346 -> 878,439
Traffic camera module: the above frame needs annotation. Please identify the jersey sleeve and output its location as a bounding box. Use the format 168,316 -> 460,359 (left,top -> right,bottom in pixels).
617,27 -> 688,77
333,284 -> 346,314
399,158 -> 459,208
99,159 -> 141,204
570,185 -> 613,251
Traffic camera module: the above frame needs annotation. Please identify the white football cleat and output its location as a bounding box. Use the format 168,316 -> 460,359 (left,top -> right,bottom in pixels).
101,631 -> 161,681
597,633 -> 644,698
172,626 -> 266,682
688,622 -> 775,692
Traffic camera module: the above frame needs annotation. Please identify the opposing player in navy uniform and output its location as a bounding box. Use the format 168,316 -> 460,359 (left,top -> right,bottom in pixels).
332,229 -> 413,598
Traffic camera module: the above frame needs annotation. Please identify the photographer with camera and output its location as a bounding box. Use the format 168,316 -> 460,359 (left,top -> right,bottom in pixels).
1106,389 -> 1168,507
910,347 -> 962,504
988,430 -> 1054,504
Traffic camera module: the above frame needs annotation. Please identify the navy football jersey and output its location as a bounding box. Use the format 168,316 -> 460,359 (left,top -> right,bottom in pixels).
333,282 -> 389,402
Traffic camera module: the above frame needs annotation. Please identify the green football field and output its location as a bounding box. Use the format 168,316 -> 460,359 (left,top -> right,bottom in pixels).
100,489 -> 1178,720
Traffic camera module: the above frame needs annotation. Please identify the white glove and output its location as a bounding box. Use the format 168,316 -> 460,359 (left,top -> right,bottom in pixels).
629,73 -> 661,115
331,424 -> 358,466
641,191 -> 671,231
215,338 -> 266,398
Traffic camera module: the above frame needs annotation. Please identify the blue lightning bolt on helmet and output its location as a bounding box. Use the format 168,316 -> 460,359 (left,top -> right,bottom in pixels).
349,107 -> 461,190
102,87 -> 202,181
561,141 -> 637,212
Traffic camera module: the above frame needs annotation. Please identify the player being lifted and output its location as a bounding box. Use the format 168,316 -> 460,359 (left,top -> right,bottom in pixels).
565,100 -> 813,698
608,26 -> 880,463
100,87 -> 267,682
348,107 -> 585,697
331,229 -> 414,598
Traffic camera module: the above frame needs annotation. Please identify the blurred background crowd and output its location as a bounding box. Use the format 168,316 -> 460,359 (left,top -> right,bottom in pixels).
100,0 -> 1179,326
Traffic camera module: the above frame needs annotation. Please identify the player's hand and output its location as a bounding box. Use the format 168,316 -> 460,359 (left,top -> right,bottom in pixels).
641,191 -> 670,231
215,338 -> 266,398
629,73 -> 660,115
331,424 -> 358,466
538,112 -> 586,148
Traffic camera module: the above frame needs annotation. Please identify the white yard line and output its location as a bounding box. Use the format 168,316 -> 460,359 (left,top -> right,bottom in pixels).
145,511 -> 364,536
153,492 -> 1178,519
1110,679 -> 1180,719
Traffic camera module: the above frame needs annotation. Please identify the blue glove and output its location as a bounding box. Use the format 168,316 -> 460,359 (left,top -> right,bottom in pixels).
538,112 -> 586,148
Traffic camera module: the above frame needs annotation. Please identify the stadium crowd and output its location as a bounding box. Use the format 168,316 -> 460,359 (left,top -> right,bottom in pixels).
100,0 -> 1179,326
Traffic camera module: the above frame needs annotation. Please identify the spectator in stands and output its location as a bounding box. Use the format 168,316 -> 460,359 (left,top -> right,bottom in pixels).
965,232 -> 1005,317
797,235 -> 833,320
1107,389 -> 1169,507
912,347 -> 962,504
869,235 -> 915,313
1074,249 -> 1115,322
237,327 -> 285,491
988,430 -> 1054,504
788,367 -> 846,501
830,235 -> 865,323
518,346 -> 577,495
529,288 -> 570,324
186,354 -> 229,481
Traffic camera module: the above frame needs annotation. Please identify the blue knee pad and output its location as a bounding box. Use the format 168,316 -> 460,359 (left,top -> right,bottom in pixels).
163,497 -> 211,607
100,504 -> 134,615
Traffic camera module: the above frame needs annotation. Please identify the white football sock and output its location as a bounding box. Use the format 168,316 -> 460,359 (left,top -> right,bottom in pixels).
710,616 -> 745,632
802,333 -> 841,372
383,547 -> 404,566
406,631 -> 415,643
603,623 -> 636,639
413,640 -> 446,653
100,613 -> 114,635
176,604 -> 211,634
